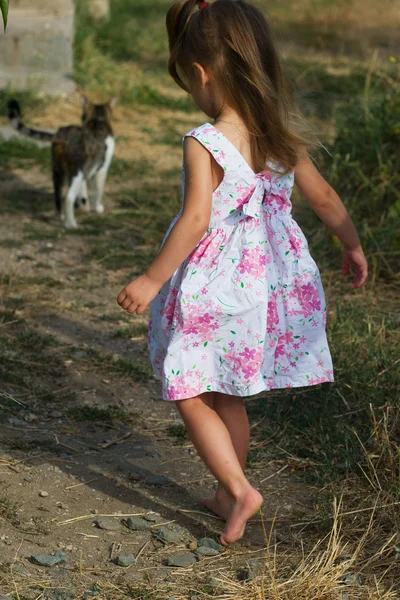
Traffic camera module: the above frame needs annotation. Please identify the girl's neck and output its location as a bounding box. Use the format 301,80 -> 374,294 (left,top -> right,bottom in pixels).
214,106 -> 244,130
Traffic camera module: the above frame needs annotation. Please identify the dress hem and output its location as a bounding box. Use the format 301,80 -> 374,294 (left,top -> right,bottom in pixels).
158,373 -> 335,401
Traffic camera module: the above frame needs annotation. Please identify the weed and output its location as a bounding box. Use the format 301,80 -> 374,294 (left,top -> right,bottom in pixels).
68,405 -> 127,422
126,586 -> 156,600
167,423 -> 188,444
0,489 -> 19,526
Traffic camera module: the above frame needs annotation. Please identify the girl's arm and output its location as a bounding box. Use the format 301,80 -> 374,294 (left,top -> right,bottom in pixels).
117,137 -> 212,315
295,154 -> 368,289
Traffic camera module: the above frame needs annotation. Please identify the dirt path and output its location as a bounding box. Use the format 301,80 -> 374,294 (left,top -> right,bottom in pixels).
0,158 -> 319,599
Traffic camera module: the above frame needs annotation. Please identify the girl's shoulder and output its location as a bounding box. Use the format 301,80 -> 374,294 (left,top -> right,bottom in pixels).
184,122 -> 216,140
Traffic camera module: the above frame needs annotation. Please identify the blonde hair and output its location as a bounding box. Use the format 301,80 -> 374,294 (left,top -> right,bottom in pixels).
166,0 -> 313,173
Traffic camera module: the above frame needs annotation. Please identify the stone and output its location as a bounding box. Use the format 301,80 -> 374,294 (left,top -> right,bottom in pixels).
50,410 -> 63,419
195,546 -> 219,559
46,590 -> 75,600
197,538 -> 224,552
24,476 -> 32,482
30,551 -> 67,567
206,577 -> 222,589
94,517 -> 120,531
145,475 -> 169,486
8,417 -> 28,427
115,554 -> 136,567
155,528 -> 183,545
166,553 -> 196,568
146,449 -> 159,458
39,491 -> 49,498
72,350 -> 88,359
238,560 -> 263,581
341,571 -> 362,586
11,564 -> 29,575
0,596 -> 10,599
126,517 -> 151,532
144,512 -> 160,522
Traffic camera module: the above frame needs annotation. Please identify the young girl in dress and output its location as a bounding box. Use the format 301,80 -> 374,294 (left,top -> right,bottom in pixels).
117,0 -> 368,545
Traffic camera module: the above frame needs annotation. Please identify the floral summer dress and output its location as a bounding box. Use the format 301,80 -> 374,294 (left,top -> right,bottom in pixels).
148,123 -> 334,401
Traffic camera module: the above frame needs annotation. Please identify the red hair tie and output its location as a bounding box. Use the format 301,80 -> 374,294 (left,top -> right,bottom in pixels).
199,2 -> 209,8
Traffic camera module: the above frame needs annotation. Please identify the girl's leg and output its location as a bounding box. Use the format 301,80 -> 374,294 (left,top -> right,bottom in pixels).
202,393 -> 250,520
177,392 -> 262,545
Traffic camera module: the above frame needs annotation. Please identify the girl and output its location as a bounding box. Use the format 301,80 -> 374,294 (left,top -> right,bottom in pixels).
117,0 -> 368,545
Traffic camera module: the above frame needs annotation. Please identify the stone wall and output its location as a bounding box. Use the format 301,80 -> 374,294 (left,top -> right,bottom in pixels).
0,0 -> 75,95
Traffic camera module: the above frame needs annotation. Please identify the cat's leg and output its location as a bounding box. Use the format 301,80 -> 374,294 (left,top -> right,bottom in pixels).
51,142 -> 64,219
79,179 -> 90,212
64,171 -> 84,229
94,136 -> 115,214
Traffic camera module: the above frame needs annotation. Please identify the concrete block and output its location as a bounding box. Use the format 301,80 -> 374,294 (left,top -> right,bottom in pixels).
0,0 -> 75,95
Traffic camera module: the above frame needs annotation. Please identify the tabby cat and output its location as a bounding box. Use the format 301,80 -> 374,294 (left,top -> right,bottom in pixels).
7,97 -> 116,229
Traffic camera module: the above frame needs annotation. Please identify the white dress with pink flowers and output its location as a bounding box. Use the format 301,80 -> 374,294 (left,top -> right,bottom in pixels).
148,123 -> 334,401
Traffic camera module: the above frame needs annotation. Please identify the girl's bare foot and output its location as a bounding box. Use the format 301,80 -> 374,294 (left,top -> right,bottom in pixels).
202,489 -> 232,521
219,486 -> 263,545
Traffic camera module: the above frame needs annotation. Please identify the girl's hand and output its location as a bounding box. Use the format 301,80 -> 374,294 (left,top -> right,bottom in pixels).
342,246 -> 368,289
117,274 -> 161,315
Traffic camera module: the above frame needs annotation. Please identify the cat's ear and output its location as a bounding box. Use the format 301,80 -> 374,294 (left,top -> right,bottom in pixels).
108,97 -> 118,110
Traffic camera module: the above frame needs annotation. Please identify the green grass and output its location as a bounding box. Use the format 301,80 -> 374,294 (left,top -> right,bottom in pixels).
247,292 -> 400,480
114,323 -> 148,339
0,136 -> 50,170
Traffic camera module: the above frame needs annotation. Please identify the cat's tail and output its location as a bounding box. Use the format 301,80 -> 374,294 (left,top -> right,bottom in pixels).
7,99 -> 56,142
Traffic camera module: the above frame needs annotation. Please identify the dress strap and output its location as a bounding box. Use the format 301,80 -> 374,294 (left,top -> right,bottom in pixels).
184,123 -> 230,172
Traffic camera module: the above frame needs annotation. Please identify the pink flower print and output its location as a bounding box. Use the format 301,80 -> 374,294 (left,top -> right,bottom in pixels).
317,361 -> 324,367
280,331 -> 294,345
275,344 -> 285,358
247,329 -> 252,335
195,370 -> 202,378
300,336 -> 307,343
299,352 -> 304,357
286,383 -> 293,388
201,288 -> 208,295
193,342 -> 199,348
256,291 -> 262,297
312,321 -> 319,327
327,369 -> 334,376
286,352 -> 293,359
236,318 -> 244,325
283,366 -> 290,373
290,361 -> 296,368
201,354 -> 207,360
267,293 -> 279,333
242,364 -> 257,380
229,341 -> 235,348
240,347 -> 256,360
293,343 -> 300,350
